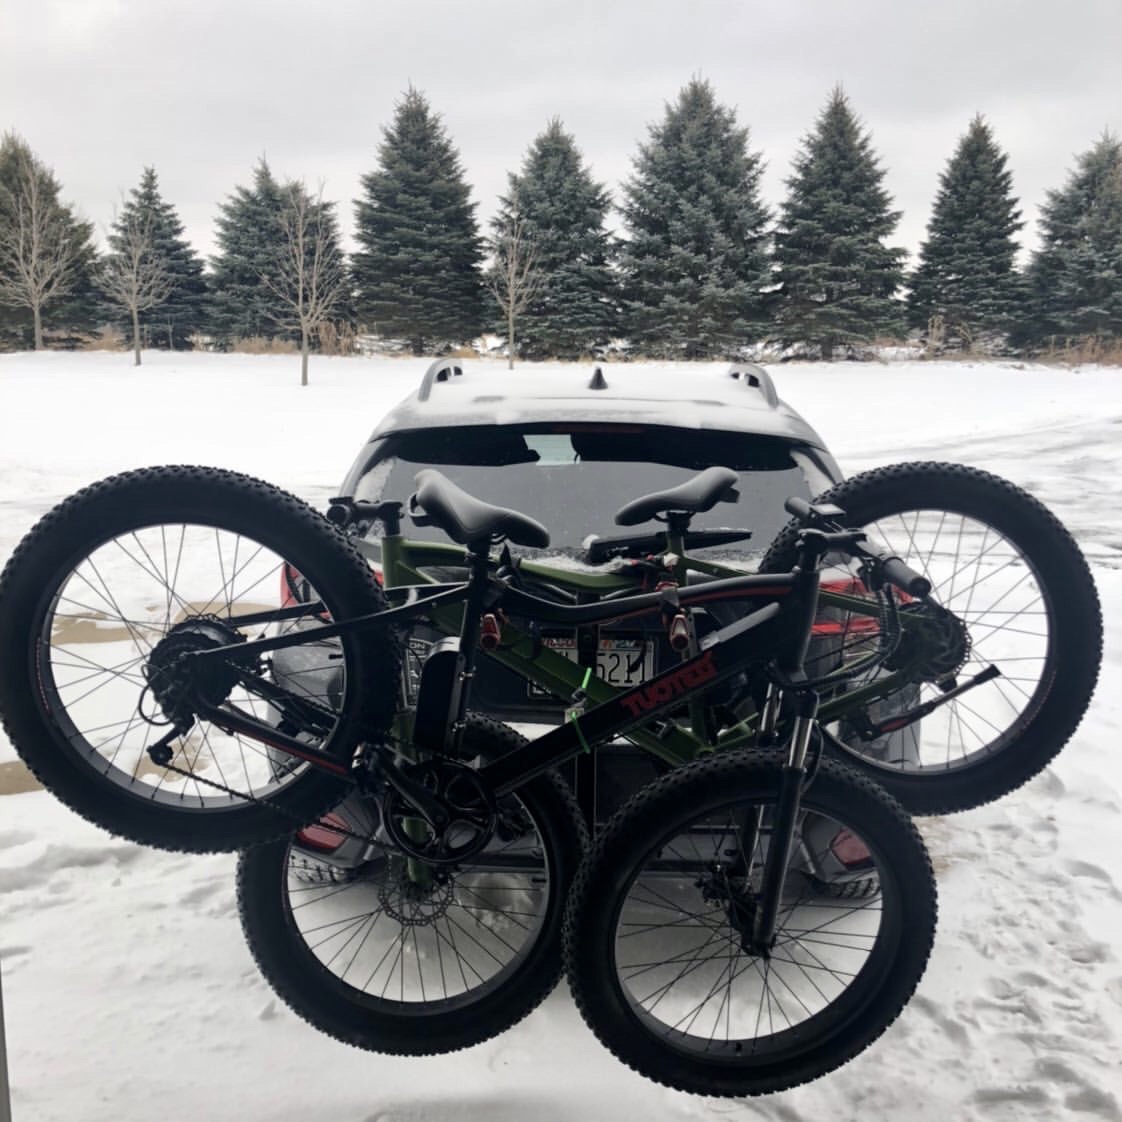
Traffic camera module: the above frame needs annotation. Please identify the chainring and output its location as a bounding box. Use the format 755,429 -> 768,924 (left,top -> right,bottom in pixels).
381,759 -> 497,866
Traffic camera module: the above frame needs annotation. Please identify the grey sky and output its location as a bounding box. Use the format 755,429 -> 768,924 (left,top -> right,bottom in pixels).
3,0 -> 1120,265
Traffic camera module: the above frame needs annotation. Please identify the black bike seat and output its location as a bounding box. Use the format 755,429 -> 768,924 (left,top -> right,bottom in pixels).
410,470 -> 551,549
614,466 -> 740,526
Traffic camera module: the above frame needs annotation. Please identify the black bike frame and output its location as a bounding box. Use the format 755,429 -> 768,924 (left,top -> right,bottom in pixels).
187,565 -> 809,793
186,534 -> 833,951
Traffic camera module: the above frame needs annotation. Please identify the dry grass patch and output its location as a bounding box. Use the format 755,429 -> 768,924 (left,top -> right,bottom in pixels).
80,327 -> 126,351
1038,336 -> 1122,366
317,321 -> 358,356
230,336 -> 299,355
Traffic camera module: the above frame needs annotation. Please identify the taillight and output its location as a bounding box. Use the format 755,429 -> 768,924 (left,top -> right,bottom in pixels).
829,828 -> 873,869
811,576 -> 911,637
296,812 -> 349,853
280,563 -> 306,608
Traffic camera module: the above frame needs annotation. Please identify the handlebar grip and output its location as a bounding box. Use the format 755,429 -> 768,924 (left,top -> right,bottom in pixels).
880,556 -> 932,599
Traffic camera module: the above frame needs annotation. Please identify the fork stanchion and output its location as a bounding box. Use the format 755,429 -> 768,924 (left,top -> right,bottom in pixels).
0,959 -> 12,1122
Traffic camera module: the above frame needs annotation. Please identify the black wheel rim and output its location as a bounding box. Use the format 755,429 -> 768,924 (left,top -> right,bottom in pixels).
813,509 -> 1053,775
609,796 -> 899,1060
281,791 -> 553,1011
33,522 -> 353,810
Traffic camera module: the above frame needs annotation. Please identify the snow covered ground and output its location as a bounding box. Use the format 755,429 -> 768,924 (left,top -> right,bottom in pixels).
0,350 -> 1120,1121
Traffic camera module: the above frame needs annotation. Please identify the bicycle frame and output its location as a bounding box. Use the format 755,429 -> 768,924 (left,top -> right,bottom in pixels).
179,519 -> 890,952
184,538 -> 816,785
374,524 -> 913,766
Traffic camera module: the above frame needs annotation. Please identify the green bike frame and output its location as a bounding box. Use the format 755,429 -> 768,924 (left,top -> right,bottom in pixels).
376,526 -> 913,769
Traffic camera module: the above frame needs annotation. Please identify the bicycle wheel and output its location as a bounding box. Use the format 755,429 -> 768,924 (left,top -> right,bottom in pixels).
0,465 -> 401,852
758,462 -> 1102,814
237,716 -> 588,1054
564,753 -> 936,1097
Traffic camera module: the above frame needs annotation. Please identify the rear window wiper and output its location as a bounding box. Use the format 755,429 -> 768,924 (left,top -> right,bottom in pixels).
583,528 -> 753,565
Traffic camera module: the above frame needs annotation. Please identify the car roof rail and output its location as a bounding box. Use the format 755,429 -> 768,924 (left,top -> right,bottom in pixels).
727,363 -> 778,408
417,358 -> 465,402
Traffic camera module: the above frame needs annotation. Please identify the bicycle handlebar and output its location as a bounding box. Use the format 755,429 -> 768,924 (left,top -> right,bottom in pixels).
784,496 -> 931,598
869,553 -> 932,599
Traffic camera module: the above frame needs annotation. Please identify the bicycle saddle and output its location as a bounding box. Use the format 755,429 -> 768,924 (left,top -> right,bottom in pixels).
410,469 -> 551,549
614,466 -> 740,526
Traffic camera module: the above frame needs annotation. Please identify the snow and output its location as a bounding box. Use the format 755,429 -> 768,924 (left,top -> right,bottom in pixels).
1,350 -> 1121,1120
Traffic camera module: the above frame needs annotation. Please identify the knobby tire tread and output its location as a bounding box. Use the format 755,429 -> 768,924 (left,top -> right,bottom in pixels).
563,751 -> 937,1096
237,714 -> 589,1055
758,461 -> 1102,814
0,465 -> 401,852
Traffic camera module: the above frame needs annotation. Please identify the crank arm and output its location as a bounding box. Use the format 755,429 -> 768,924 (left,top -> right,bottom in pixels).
855,664 -> 1002,740
374,752 -> 451,831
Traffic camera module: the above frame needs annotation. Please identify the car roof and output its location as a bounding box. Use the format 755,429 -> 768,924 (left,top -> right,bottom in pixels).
368,360 -> 832,451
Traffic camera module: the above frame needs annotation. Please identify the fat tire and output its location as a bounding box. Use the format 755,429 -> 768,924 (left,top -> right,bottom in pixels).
564,752 -> 937,1097
0,465 -> 401,852
237,715 -> 588,1055
758,461 -> 1102,814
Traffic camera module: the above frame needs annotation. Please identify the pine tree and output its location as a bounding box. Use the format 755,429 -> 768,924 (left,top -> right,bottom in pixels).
353,88 -> 484,354
209,159 -> 286,345
489,119 -> 616,358
107,168 -> 208,349
0,132 -> 99,350
908,117 -> 1023,347
618,79 -> 770,358
1023,133 -> 1122,346
775,88 -> 906,359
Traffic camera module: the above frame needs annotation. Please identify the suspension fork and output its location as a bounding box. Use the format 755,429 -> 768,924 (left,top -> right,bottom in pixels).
446,546 -> 491,757
723,682 -> 783,882
747,530 -> 827,953
750,690 -> 819,954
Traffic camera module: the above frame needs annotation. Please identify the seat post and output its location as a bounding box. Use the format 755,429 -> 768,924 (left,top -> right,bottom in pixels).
664,511 -> 691,559
447,541 -> 492,755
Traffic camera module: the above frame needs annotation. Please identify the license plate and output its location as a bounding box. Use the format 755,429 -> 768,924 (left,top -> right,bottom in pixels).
529,635 -> 654,697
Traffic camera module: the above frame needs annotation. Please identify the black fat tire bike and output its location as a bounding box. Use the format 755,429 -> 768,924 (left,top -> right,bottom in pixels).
0,462 -> 1099,845
0,459 -> 1097,1089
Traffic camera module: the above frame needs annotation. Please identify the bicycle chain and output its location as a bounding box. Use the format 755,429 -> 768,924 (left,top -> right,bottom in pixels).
155,754 -> 380,848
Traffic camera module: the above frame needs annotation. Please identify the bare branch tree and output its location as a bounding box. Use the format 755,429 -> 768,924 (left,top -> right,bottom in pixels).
0,145 -> 82,350
261,181 -> 349,386
487,214 -> 544,369
102,204 -> 172,366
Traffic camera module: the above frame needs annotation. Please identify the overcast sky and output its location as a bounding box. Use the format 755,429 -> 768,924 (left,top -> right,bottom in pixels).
3,0 -> 1120,266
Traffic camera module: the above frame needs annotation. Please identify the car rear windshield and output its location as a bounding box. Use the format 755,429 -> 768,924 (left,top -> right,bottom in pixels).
350,424 -> 833,563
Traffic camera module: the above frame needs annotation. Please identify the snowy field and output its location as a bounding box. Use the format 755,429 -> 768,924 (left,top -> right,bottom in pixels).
0,350 -> 1120,1122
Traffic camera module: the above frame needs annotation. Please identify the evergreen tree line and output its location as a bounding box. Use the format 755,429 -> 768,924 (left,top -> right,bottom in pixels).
1,81 -> 1120,363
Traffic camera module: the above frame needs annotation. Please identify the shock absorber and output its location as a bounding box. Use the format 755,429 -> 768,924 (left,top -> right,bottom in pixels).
750,689 -> 820,955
